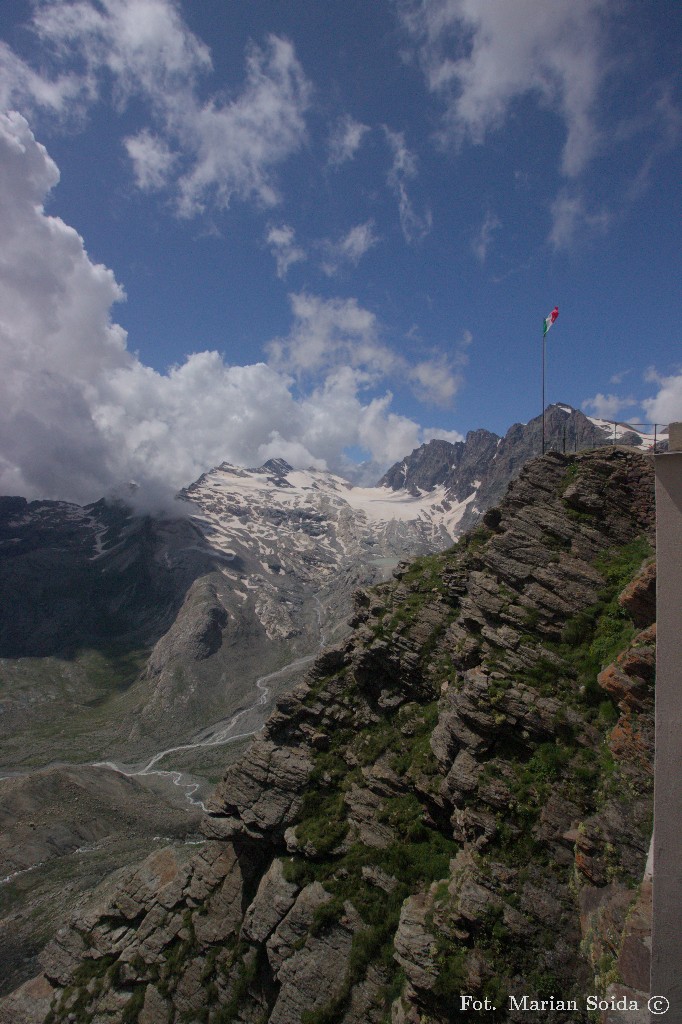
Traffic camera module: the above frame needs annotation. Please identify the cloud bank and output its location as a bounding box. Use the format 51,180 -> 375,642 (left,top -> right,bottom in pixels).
0,113 -> 462,508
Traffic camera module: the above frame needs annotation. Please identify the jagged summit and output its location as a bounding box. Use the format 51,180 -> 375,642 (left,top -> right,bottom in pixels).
379,429 -> 499,501
249,457 -> 295,477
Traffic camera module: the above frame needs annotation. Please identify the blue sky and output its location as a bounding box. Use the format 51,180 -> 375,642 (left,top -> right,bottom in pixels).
0,0 -> 680,505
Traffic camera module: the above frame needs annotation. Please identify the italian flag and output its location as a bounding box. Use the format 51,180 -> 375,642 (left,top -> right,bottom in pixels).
543,306 -> 559,336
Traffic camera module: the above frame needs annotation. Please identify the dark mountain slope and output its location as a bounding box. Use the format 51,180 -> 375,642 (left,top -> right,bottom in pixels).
0,497 -> 211,658
2,446 -> 656,1024
378,430 -> 500,501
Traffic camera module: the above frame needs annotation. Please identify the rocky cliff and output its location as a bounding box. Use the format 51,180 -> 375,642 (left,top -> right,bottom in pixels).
1,447 -> 656,1023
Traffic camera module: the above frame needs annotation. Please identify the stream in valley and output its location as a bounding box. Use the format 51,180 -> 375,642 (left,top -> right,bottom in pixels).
92,594 -> 333,810
92,651 -> 319,810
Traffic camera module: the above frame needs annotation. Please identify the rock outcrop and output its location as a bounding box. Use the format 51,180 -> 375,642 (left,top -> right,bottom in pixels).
1,448 -> 656,1023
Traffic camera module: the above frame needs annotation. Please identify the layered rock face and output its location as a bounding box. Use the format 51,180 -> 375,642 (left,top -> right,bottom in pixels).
1,448 -> 656,1024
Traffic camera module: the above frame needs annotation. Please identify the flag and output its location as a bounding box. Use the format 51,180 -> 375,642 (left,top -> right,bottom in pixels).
543,306 -> 559,336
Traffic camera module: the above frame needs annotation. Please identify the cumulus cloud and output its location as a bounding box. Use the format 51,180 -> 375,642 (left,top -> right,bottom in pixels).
384,126 -> 432,243
267,292 -> 393,378
266,224 -> 306,279
0,114 -> 460,507
328,114 -> 370,165
582,393 -> 637,420
397,0 -> 607,177
268,291 -> 463,407
1,1 -> 311,217
320,221 -> 379,276
641,370 -> 682,425
409,358 -> 463,406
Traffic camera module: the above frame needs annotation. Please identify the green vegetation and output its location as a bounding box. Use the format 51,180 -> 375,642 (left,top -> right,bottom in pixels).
398,553 -> 449,592
284,512 -> 652,1019
286,656 -> 460,1020
0,645 -> 149,766
121,985 -> 146,1023
297,790 -> 348,855
211,946 -> 261,1023
559,537 -> 652,704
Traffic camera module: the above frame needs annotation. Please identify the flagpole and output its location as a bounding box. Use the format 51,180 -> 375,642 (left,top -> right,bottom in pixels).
541,307 -> 558,455
542,321 -> 546,455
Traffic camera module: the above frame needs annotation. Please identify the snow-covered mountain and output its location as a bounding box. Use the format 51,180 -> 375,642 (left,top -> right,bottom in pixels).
0,402 -> 664,765
179,456 -> 478,592
582,412 -> 666,450
0,456 -> 480,767
1,402 -> 663,665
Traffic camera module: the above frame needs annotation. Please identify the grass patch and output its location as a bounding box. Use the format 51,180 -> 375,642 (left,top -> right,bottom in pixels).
297,791 -> 348,856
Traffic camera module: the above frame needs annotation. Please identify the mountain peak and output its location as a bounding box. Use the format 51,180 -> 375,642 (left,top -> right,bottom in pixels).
378,430 -> 500,502
253,458 -> 294,476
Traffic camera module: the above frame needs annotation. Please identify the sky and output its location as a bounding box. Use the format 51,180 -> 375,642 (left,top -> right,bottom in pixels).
0,0 -> 680,507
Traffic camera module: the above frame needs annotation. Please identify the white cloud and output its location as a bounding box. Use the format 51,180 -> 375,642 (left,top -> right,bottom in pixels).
643,366 -> 663,385
320,221 -> 379,276
423,426 -> 465,444
328,114 -> 370,165
356,393 -> 427,467
384,126 -> 432,243
641,371 -> 682,425
267,292 -> 393,378
410,358 -> 463,406
0,115 -> 460,506
582,393 -> 637,420
266,224 -> 306,279
397,0 -> 607,176
124,129 -> 176,190
268,291 -> 464,407
32,0 -> 213,95
609,369 -> 631,386
1,2 -> 311,217
549,190 -> 610,250
410,324 -> 471,405
172,36 -> 311,217
0,39 -> 93,119
472,210 -> 501,263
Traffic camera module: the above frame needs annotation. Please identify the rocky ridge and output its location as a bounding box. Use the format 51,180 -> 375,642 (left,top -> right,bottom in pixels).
1,447 -> 656,1023
380,404 -> 664,536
